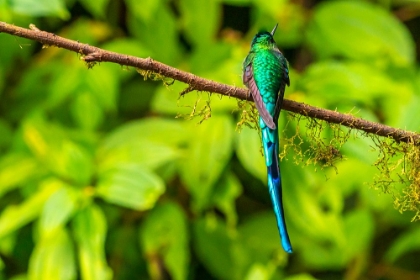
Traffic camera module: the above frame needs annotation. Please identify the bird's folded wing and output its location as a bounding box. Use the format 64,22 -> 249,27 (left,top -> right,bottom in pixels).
243,65 -> 276,129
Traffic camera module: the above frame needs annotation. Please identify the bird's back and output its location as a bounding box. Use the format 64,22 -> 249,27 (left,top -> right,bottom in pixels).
251,49 -> 284,117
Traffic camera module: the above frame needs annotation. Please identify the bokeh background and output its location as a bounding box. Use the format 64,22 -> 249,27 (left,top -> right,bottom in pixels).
1,0 -> 420,279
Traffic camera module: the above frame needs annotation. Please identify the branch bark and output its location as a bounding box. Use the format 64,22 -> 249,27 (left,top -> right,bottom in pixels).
1,21 -> 418,143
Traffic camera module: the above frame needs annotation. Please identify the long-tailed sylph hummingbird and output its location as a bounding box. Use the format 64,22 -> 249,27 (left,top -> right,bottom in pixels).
242,24 -> 292,253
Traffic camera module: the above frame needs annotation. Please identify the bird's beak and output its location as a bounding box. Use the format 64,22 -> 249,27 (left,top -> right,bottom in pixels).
271,23 -> 278,36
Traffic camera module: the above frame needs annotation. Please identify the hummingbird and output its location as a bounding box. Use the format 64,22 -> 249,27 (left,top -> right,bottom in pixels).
242,24 -> 292,253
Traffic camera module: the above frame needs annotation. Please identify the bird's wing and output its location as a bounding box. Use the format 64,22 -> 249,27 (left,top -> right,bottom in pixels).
243,57 -> 276,129
271,48 -> 290,121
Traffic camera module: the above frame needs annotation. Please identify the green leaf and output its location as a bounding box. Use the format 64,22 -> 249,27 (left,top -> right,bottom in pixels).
300,61 -> 400,109
28,228 -> 76,280
96,164 -> 165,210
211,173 -> 242,227
46,65 -> 82,109
343,209 -> 374,256
298,209 -> 374,269
72,205 -> 112,280
98,118 -> 187,152
281,162 -> 346,246
78,0 -> 109,18
190,43 -> 234,75
98,139 -> 181,174
83,65 -> 118,112
0,153 -> 39,198
22,115 -> 93,185
0,178 -> 61,239
238,212 -> 290,276
39,187 -> 78,238
299,240 -> 347,269
382,83 -> 419,129
253,2 -> 306,47
47,62 -> 117,128
126,0 -> 180,64
180,115 -> 234,211
70,91 -> 104,130
236,126 -> 266,182
306,1 -> 414,66
179,0 -> 219,47
124,0 -> 163,22
9,0 -> 69,19
243,263 -> 275,280
193,216 -> 237,280
140,202 -> 189,280
97,118 -> 184,173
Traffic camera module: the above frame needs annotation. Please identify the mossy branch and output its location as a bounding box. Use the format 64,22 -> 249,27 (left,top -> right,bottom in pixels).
1,21 -> 419,144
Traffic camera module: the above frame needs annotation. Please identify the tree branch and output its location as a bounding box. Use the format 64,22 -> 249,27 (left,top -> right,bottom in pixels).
1,21 -> 418,143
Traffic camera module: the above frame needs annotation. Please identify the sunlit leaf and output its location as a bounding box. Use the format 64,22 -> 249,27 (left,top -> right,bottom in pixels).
22,114 -> 93,185
0,178 -> 61,239
72,205 -> 112,280
96,164 -> 165,210
300,61 -> 401,109
98,118 -> 187,152
39,186 -> 78,238
244,263 -> 277,280
9,0 -> 69,19
0,153 -> 40,198
306,1 -> 414,66
98,139 -> 181,173
28,227 -> 76,280
97,118 -> 184,173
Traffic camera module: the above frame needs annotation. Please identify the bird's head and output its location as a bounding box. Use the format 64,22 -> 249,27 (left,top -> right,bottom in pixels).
250,23 -> 278,49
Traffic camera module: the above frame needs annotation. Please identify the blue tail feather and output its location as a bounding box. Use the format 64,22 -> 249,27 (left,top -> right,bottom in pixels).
262,123 -> 292,253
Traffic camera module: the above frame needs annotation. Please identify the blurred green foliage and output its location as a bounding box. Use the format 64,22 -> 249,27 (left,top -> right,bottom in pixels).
1,0 -> 420,279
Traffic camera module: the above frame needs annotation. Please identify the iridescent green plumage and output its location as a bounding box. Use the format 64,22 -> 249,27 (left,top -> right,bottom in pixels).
242,24 -> 292,253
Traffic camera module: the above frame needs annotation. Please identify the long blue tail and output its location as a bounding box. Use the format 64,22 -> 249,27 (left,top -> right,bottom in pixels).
261,120 -> 292,253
